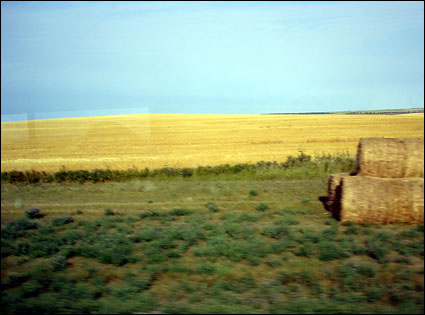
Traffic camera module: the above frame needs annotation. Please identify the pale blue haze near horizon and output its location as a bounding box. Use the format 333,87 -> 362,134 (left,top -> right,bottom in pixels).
1,1 -> 424,121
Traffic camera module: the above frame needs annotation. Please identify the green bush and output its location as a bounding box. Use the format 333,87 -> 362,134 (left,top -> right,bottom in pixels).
249,190 -> 258,196
294,243 -> 314,257
51,254 -> 67,271
365,286 -> 387,302
301,198 -> 310,205
298,228 -> 320,244
262,224 -> 292,239
318,241 -> 349,261
366,239 -> 390,261
60,230 -> 83,245
196,264 -> 217,275
13,240 -> 30,256
94,234 -> 133,266
138,210 -> 161,219
321,227 -> 339,240
205,202 -> 220,212
182,168 -> 194,177
28,234 -> 62,258
2,218 -> 38,240
51,216 -> 74,226
25,208 -> 43,219
104,208 -> 115,216
2,273 -> 28,289
168,208 -> 193,216
345,225 -> 359,235
256,203 -> 269,211
339,261 -> 377,280
20,280 -> 44,297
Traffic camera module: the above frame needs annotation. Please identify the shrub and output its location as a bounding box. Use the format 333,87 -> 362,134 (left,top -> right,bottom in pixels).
349,240 -> 367,255
3,273 -> 28,289
301,198 -> 310,205
145,253 -> 167,264
249,190 -> 258,196
321,227 -> 339,240
366,239 -> 390,261
357,263 -> 377,277
51,216 -> 74,226
298,228 -> 320,244
206,202 -> 220,212
51,254 -> 67,271
94,233 -> 133,266
294,244 -> 314,257
262,224 -> 292,239
196,264 -> 217,275
318,241 -> 348,261
124,273 -> 151,292
339,261 -> 377,280
25,208 -> 44,219
138,210 -> 160,219
136,227 -> 162,242
104,208 -> 115,216
13,240 -> 30,256
182,168 -> 194,177
2,218 -> 38,240
168,208 -> 193,216
26,264 -> 53,288
365,286 -> 386,302
345,225 -> 359,235
256,203 -> 269,211
29,234 -> 62,258
20,280 -> 44,297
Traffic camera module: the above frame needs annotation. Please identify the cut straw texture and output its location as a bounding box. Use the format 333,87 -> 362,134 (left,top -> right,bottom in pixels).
331,176 -> 424,224
356,138 -> 424,178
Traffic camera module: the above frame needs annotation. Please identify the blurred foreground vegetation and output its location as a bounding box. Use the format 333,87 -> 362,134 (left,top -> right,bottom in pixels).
2,205 -> 423,314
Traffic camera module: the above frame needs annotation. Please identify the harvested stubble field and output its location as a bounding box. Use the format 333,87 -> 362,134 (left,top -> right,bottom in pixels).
1,113 -> 424,172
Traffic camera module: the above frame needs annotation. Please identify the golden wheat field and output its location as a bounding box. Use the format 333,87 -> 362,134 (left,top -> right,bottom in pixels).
1,113 -> 424,172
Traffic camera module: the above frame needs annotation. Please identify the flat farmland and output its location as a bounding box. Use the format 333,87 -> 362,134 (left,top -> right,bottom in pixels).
1,113 -> 424,172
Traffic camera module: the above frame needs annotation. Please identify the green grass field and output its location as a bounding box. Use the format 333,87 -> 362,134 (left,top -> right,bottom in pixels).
1,156 -> 424,314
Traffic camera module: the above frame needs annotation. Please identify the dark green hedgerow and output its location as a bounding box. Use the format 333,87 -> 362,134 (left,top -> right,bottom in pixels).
1,151 -> 355,184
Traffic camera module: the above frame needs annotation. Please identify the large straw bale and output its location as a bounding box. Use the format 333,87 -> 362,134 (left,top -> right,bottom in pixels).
334,176 -> 424,224
403,138 -> 425,177
356,138 -> 424,178
327,173 -> 351,218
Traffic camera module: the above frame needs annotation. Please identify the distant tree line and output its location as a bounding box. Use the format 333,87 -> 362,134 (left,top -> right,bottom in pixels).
263,112 -> 331,115
345,110 -> 424,115
264,109 -> 423,115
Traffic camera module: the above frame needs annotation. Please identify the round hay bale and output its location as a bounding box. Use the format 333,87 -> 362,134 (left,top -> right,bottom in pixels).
403,138 -> 424,178
327,173 -> 351,217
338,176 -> 424,224
356,138 -> 424,178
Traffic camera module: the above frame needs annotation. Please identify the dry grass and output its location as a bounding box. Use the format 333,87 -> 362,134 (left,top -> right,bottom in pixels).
1,113 -> 424,172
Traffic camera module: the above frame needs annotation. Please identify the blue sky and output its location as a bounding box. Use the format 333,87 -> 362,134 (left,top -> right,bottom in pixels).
1,1 -> 424,121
